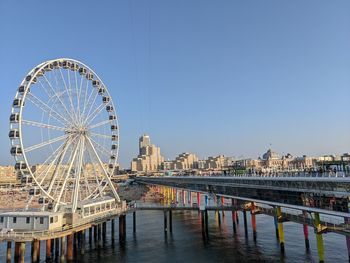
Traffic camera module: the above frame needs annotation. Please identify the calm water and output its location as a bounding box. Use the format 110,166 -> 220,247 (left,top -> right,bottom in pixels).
0,208 -> 348,262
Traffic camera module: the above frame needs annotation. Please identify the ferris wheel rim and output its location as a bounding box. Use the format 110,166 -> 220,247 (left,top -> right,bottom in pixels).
9,58 -> 120,208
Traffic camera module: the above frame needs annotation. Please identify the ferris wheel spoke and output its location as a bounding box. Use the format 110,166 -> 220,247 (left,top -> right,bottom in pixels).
81,160 -> 92,198
25,134 -> 67,153
26,93 -> 70,126
54,138 -> 81,212
59,68 -> 78,124
40,75 -> 73,122
85,103 -> 107,126
84,92 -> 99,125
73,71 -> 81,125
22,120 -> 67,132
36,139 -> 70,185
72,137 -> 85,211
89,137 -> 111,158
45,136 -> 75,193
86,142 -> 104,196
86,137 -> 120,202
89,119 -> 112,130
81,77 -> 90,123
90,132 -> 112,139
77,72 -> 85,125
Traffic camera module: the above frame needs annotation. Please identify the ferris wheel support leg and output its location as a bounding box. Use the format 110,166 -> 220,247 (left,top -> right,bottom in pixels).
86,137 -> 120,202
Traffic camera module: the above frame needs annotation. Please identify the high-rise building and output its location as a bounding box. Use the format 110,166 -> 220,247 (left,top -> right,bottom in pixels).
131,134 -> 164,172
139,134 -> 151,154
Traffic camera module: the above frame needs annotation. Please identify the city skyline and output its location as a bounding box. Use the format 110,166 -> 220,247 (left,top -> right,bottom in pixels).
0,1 -> 349,168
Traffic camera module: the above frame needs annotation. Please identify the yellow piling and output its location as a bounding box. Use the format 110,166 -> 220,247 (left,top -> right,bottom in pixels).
314,212 -> 325,263
276,206 -> 285,252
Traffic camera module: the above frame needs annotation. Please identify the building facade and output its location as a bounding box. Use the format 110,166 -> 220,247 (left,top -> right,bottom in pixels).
131,135 -> 164,172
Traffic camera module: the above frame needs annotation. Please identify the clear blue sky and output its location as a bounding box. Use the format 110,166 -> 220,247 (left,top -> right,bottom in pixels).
0,0 -> 349,168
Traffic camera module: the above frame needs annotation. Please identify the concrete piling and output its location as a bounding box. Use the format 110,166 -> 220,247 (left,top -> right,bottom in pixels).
81,230 -> 85,255
102,222 -> 107,240
133,211 -> 136,233
89,227 -> 93,244
67,234 -> 74,261
14,241 -> 20,262
251,202 -> 257,241
274,211 -> 279,239
19,242 -> 25,263
93,225 -> 98,242
303,211 -> 310,250
60,236 -> 65,263
97,224 -> 102,247
231,199 -> 237,234
205,209 -> 209,237
32,239 -> 40,263
6,241 -> 11,263
201,209 -> 206,239
111,219 -> 115,240
46,239 -> 52,261
119,215 -> 126,241
55,238 -> 60,258
243,210 -> 248,237
164,210 -> 168,233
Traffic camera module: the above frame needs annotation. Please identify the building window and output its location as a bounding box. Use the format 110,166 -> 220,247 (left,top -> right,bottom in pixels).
26,217 -> 30,224
39,217 -> 44,224
0,217 -> 3,223
50,217 -> 53,224
13,217 -> 17,223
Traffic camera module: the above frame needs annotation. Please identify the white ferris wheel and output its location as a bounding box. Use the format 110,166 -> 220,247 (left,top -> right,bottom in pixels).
9,58 -> 120,212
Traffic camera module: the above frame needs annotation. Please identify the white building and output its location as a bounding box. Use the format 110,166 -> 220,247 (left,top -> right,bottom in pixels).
0,211 -> 64,231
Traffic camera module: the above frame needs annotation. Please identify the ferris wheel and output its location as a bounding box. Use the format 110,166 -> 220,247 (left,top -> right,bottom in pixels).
9,58 -> 120,212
